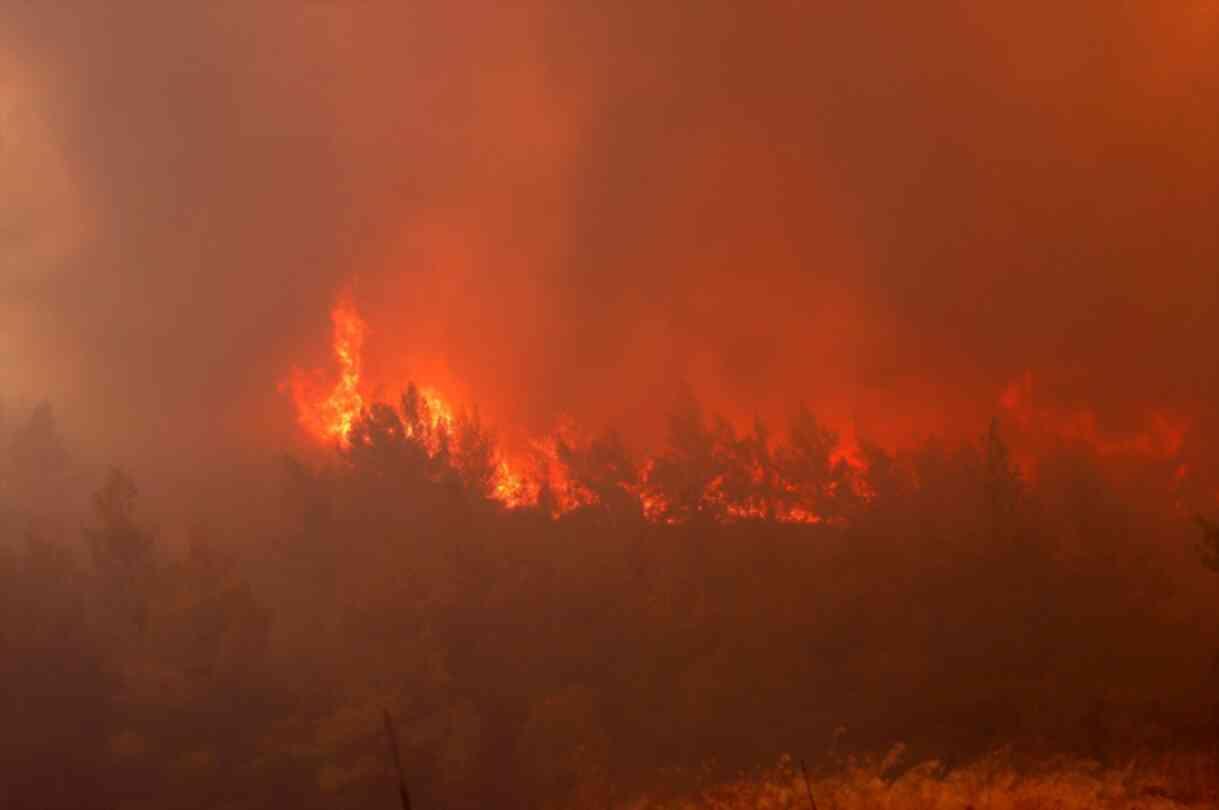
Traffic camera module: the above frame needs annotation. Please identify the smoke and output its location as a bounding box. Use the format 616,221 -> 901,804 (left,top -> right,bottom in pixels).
3,8 -> 1219,804
2,2 -> 1216,483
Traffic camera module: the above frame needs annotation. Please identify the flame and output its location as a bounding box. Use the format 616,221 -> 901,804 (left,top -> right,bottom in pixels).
326,299 -> 367,443
408,386 -> 458,455
287,295 -> 366,445
491,461 -> 530,508
286,295 -> 547,509
286,299 -> 1206,523
285,293 -> 867,524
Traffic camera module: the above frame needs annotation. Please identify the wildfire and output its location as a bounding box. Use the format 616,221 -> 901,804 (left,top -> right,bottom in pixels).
282,292 -> 1209,524
285,293 -> 867,523
286,296 -> 1210,526
286,295 -> 556,511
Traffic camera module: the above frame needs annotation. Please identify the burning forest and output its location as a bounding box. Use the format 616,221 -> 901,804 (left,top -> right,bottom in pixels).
285,293 -> 871,524
3,2 -> 1219,809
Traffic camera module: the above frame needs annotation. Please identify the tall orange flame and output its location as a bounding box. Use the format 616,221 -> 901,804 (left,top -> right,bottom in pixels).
324,297 -> 367,444
285,295 -> 367,446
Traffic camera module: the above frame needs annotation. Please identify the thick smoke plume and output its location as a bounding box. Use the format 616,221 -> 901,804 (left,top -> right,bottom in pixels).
3,2 -> 1216,489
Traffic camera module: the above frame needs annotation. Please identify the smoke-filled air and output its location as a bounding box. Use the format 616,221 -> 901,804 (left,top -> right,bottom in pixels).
2,2 -> 1218,808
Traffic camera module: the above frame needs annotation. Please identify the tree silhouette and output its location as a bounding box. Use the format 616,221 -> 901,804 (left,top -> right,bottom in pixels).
86,467 -> 153,572
647,392 -> 723,524
1196,515 -> 1219,573
8,401 -> 67,476
454,408 -> 498,499
561,429 -> 640,518
777,405 -> 853,522
85,468 -> 157,633
716,416 -> 780,521
6,401 -> 69,512
983,417 -> 1022,543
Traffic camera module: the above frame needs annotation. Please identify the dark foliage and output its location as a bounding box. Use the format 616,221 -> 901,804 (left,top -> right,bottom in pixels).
0,393 -> 1211,809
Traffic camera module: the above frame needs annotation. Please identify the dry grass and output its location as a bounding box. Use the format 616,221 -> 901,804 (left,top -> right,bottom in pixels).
623,748 -> 1219,810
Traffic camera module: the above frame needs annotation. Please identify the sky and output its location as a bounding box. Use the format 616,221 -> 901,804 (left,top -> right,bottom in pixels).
2,2 -> 1217,485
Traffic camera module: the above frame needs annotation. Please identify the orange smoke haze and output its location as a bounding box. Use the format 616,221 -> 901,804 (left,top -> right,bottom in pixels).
999,371 -> 1190,469
3,9 -> 1219,807
0,2 -> 1215,500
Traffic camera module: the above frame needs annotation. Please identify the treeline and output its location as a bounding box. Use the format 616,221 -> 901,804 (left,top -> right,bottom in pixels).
337,383 -> 875,525
1,395 -> 1216,809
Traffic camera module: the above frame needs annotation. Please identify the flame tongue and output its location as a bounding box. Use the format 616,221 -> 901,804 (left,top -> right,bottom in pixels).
325,297 -> 367,443
285,295 -> 367,446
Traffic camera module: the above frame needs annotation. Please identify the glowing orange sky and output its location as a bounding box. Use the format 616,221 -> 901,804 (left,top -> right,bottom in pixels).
0,3 -> 1214,499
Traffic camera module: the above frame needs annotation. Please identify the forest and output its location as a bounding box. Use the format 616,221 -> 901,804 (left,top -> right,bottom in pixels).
3,392 -> 1217,809
5,1 -> 1218,807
